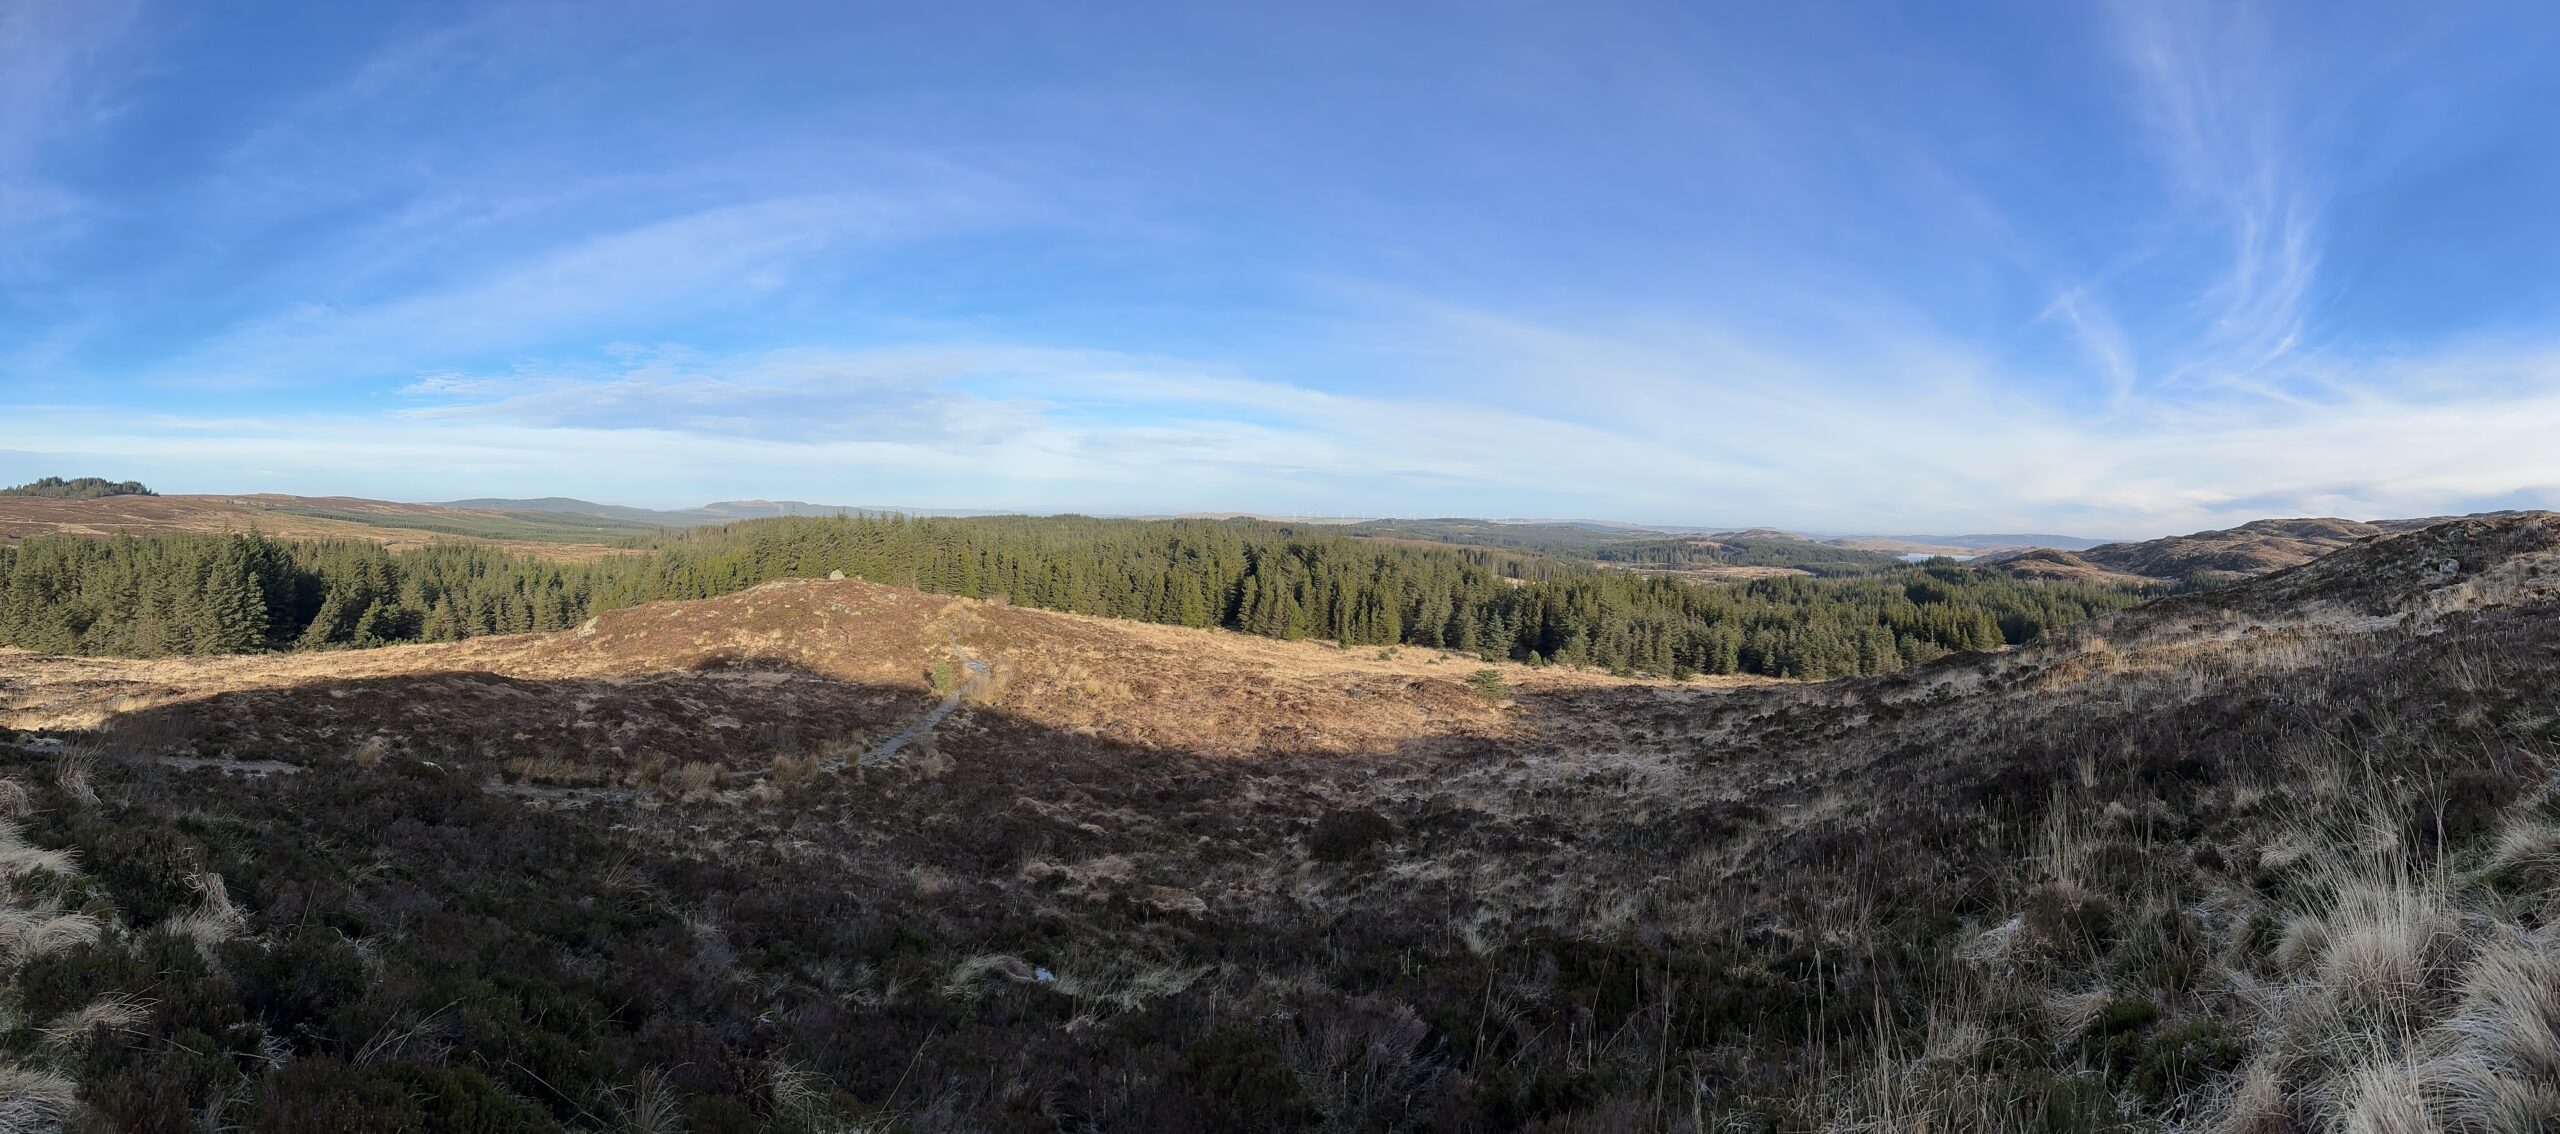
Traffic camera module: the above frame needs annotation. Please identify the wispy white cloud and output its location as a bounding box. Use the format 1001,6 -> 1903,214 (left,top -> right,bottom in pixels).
14,316 -> 2560,535
0,0 -> 139,239
159,189 -> 1019,389
2107,0 -> 2325,396
7,3 -> 2557,537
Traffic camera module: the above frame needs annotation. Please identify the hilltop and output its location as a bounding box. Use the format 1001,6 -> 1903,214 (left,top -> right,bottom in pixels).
0,575 -> 1668,758
0,476 -> 155,499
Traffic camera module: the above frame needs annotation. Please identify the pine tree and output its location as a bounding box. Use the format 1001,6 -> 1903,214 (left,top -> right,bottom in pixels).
195,559 -> 270,652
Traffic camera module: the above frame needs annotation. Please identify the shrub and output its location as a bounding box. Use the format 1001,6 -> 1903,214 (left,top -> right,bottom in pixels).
1307,810 -> 1399,862
2129,1016 -> 2244,1102
377,1063 -> 562,1133
256,1061 -> 428,1134
1467,669 -> 1510,702
1171,1025 -> 1316,1131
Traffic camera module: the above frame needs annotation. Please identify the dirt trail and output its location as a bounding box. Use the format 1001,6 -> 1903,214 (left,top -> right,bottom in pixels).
496,640 -> 993,802
483,782 -> 634,806
160,755 -> 303,776
845,645 -> 989,769
2,736 -> 305,778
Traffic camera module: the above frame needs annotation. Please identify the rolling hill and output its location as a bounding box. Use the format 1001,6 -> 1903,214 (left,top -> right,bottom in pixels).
1985,516 -> 2390,583
0,492 -> 652,559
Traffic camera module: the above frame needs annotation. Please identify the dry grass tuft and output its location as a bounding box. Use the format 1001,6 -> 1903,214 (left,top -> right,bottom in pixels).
40,993 -> 153,1051
157,872 -> 247,959
608,1068 -> 687,1134
0,1062 -> 79,1131
673,761 -> 723,801
940,952 -> 1044,999
2314,880 -> 2457,1014
2334,1057 -> 2439,1134
348,735 -> 391,769
0,819 -> 79,877
2203,807 -> 2560,1134
53,752 -> 96,807
0,902 -> 102,965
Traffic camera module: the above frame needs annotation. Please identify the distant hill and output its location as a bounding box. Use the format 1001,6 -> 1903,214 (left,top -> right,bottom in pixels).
1597,530 -> 1908,575
1930,532 -> 2113,551
1489,517 -> 1681,533
437,497 -> 1015,526
436,496 -> 694,526
0,492 -> 655,557
1340,517 -> 1672,554
1341,518 -> 2068,575
1985,517 -> 2383,583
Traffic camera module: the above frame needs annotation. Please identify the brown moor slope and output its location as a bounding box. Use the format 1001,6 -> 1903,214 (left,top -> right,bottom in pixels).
0,492 -> 635,560
1988,515 -> 2382,583
0,576 -> 1692,764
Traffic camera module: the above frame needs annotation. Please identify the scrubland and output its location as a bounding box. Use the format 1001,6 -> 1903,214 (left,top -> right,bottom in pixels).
0,515 -> 2553,1131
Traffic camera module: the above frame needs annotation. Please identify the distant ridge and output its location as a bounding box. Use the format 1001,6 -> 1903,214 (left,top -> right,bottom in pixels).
1984,517 -> 2384,583
434,497 -> 1017,526
1898,533 -> 2114,551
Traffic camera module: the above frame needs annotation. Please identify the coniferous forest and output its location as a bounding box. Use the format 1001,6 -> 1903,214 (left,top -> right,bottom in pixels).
0,475 -> 157,498
0,516 -> 2157,677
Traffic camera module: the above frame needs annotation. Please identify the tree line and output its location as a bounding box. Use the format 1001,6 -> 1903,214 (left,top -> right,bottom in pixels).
1593,536 -> 1905,573
0,516 -> 2158,678
1,475 -> 156,498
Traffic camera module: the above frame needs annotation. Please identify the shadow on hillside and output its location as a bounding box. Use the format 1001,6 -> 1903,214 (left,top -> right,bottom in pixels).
67,654 -> 941,777
42,651 -> 1581,829
9,650 -> 1947,1134
16,536 -> 2560,1131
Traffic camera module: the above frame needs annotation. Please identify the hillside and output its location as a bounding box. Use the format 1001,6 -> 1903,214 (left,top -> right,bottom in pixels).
0,513 -> 2548,1130
0,577 -> 1672,758
1986,516 -> 2384,582
0,492 -> 650,560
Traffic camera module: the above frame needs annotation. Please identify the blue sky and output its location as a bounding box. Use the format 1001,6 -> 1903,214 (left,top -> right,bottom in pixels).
5,1 -> 2560,535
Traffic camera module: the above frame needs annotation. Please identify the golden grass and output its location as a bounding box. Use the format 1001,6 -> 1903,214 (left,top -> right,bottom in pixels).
1,577 -> 1736,766
0,493 -> 637,561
